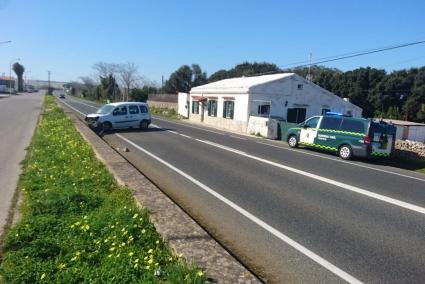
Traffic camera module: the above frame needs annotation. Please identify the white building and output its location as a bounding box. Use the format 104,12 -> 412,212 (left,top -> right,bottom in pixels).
383,119 -> 425,143
186,73 -> 362,136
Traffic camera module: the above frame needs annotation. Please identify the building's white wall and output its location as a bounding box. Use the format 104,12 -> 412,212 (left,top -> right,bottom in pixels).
249,76 -> 362,121
188,93 -> 249,132
407,126 -> 425,143
178,92 -> 189,118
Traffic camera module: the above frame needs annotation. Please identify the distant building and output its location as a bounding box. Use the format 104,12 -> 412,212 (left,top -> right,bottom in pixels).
383,119 -> 425,143
0,76 -> 16,92
185,73 -> 362,136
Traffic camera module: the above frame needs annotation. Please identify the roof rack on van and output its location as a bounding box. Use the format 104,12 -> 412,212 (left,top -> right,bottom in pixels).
324,112 -> 352,117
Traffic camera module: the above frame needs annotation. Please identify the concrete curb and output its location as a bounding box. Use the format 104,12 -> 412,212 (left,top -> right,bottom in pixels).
58,103 -> 261,283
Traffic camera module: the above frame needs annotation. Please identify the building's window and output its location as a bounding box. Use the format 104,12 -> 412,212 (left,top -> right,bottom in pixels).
287,108 -> 306,123
129,105 -> 139,114
207,99 -> 217,117
322,108 -> 331,115
192,101 -> 199,114
257,104 -> 270,116
223,101 -> 234,119
139,105 -> 148,113
346,110 -> 353,116
297,84 -> 303,90
113,106 -> 127,116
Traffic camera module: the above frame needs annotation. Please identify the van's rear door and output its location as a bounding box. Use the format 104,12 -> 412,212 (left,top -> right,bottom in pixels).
369,121 -> 396,157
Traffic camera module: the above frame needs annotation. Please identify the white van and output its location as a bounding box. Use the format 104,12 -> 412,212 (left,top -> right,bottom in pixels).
85,102 -> 151,130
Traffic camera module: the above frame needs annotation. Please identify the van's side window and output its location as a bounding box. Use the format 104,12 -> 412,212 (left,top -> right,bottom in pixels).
139,105 -> 148,113
129,105 -> 139,114
320,117 -> 342,130
113,106 -> 127,116
304,117 -> 320,128
340,119 -> 365,133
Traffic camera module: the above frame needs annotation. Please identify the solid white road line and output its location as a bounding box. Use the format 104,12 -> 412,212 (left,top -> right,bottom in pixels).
151,125 -> 425,215
68,98 -> 99,109
115,133 -> 363,284
153,116 -> 226,135
256,141 -> 425,182
194,138 -> 425,215
59,99 -> 87,116
154,116 -> 424,182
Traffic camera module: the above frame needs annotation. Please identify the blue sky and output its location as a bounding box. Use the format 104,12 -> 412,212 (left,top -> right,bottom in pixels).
1,0 -> 424,83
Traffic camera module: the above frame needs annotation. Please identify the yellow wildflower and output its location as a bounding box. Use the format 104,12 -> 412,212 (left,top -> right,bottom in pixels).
40,273 -> 46,280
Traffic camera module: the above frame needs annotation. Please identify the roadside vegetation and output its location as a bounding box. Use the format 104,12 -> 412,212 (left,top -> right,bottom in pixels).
150,106 -> 180,120
0,96 -> 205,283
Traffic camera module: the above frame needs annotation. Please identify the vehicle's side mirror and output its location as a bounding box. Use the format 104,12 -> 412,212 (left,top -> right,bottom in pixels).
302,124 -> 308,129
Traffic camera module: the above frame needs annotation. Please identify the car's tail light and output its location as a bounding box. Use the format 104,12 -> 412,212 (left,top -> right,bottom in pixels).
363,135 -> 371,145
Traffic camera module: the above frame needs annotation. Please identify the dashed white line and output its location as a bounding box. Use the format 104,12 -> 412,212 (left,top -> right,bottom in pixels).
116,133 -> 363,284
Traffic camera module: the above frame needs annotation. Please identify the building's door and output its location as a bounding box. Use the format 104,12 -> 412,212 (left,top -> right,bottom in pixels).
287,108 -> 306,123
300,116 -> 320,144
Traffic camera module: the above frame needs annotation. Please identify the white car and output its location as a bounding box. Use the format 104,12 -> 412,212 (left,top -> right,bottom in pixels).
85,102 -> 151,130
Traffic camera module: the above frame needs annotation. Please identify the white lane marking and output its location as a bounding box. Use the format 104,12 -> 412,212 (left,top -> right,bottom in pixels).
229,135 -> 247,140
59,99 -> 88,116
195,138 -> 425,215
68,98 -> 99,109
115,133 -> 362,284
153,116 -> 226,135
256,141 -> 425,182
179,133 -> 192,139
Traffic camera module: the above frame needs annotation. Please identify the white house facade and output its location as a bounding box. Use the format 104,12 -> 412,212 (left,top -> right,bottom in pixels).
187,73 -> 363,134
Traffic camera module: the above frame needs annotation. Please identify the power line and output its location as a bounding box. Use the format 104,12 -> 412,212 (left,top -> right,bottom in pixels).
281,39 -> 425,69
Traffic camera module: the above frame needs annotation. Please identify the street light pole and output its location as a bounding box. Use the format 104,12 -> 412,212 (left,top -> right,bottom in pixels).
9,58 -> 20,97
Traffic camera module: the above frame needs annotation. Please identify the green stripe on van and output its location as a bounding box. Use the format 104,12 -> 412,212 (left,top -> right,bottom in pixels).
299,142 -> 338,151
371,152 -> 390,157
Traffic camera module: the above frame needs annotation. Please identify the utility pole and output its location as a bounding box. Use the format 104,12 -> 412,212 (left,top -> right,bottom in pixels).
307,53 -> 312,81
161,75 -> 164,94
48,70 -> 51,95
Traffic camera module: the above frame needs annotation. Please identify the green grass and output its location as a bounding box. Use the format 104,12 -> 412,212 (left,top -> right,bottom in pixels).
0,96 -> 205,283
149,106 -> 180,120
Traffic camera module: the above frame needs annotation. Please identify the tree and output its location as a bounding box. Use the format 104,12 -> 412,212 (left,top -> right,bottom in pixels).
163,65 -> 193,94
129,88 -> 148,102
118,62 -> 139,101
100,74 -> 120,102
191,64 -> 207,87
79,76 -> 97,99
209,62 -> 281,82
93,62 -> 118,79
12,62 -> 25,92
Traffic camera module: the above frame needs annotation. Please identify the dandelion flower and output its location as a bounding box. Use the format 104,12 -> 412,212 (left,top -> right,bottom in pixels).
128,252 -> 134,257
132,213 -> 138,219
197,271 -> 204,277
40,273 -> 46,280
148,249 -> 153,254
71,256 -> 77,261
155,240 -> 160,245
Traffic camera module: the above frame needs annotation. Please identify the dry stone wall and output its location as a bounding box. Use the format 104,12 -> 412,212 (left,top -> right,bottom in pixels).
395,140 -> 425,159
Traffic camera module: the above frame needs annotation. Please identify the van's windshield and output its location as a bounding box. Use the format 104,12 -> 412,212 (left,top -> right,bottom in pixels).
96,105 -> 115,114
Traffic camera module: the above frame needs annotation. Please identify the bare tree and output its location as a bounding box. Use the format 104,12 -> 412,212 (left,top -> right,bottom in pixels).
93,62 -> 118,79
118,62 -> 139,101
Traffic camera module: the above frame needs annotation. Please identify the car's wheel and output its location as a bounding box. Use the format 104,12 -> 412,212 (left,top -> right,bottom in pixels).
288,135 -> 298,148
339,144 -> 352,160
103,121 -> 112,130
140,120 -> 149,130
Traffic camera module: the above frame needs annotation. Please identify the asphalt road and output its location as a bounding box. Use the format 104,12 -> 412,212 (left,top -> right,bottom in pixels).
60,96 -> 425,284
0,91 -> 44,236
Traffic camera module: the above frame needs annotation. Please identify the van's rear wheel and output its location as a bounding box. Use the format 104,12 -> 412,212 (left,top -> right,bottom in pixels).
339,144 -> 352,160
288,135 -> 298,148
140,121 -> 149,130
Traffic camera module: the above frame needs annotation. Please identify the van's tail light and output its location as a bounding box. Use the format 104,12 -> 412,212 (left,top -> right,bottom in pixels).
363,135 -> 371,145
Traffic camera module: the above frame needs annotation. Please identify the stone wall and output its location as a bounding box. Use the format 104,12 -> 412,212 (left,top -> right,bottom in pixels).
395,140 -> 425,159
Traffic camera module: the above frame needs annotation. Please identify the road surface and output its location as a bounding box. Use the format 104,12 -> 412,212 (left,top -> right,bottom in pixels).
60,96 -> 425,284
0,91 -> 44,236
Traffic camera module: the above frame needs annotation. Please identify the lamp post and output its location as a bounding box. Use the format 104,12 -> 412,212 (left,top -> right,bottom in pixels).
9,58 -> 20,96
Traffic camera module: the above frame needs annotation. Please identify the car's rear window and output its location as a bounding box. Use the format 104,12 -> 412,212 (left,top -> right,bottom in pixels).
340,119 -> 366,133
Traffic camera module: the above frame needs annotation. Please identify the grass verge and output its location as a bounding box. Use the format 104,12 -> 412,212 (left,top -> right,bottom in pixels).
150,106 -> 180,120
0,96 -> 205,283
